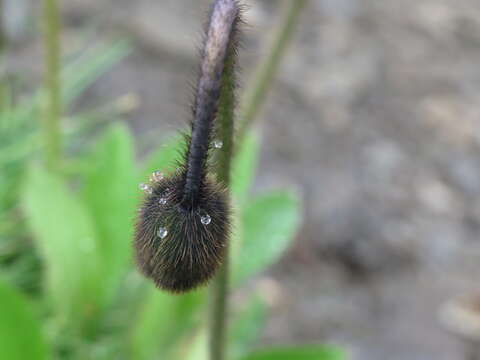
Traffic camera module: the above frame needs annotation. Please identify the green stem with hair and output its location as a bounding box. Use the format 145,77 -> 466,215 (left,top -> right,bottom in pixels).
238,0 -> 308,141
209,1 -> 307,359
210,33 -> 236,360
42,0 -> 62,171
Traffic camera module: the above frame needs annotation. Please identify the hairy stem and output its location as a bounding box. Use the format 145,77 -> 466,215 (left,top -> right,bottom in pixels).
42,0 -> 62,171
209,2 -> 306,356
237,0 -> 308,141
210,31 -> 237,360
182,0 -> 239,209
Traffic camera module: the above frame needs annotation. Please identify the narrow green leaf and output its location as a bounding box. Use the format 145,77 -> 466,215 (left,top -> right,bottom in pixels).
82,123 -> 137,301
141,135 -> 186,180
234,191 -> 301,284
23,166 -> 103,327
240,346 -> 346,360
230,296 -> 266,360
231,133 -> 260,201
130,285 -> 205,360
0,281 -> 50,360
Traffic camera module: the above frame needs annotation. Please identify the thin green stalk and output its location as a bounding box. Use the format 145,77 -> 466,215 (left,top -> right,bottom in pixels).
42,0 -> 62,171
237,0 -> 308,141
210,256 -> 229,360
0,0 -> 5,54
210,37 -> 236,360
209,2 -> 306,357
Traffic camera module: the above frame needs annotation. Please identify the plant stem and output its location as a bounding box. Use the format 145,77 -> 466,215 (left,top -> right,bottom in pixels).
0,0 -> 5,54
42,0 -> 62,171
210,256 -> 229,360
209,1 -> 306,357
237,0 -> 308,141
210,32 -> 237,360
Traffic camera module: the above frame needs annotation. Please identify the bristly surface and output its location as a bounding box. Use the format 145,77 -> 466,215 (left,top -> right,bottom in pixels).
135,173 -> 230,293
134,0 -> 242,293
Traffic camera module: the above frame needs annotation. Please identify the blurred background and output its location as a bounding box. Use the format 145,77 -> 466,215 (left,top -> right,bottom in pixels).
2,0 -> 480,359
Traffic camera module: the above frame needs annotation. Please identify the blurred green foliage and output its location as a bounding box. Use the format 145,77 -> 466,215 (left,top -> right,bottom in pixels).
0,41 -> 346,360
0,40 -> 131,293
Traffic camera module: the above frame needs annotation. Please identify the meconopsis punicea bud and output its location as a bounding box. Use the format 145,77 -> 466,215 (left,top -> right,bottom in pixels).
134,0 -> 242,293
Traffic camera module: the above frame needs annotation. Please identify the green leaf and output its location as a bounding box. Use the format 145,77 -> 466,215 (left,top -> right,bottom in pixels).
130,285 -> 205,360
141,134 -> 186,179
82,124 -> 137,302
231,133 -> 260,201
176,297 -> 266,360
23,166 -> 104,327
234,191 -> 301,284
240,346 -> 347,360
181,329 -> 208,360
0,281 -> 50,360
230,296 -> 266,360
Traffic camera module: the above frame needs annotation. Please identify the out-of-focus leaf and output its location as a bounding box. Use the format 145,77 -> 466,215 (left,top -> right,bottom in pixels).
23,166 -> 103,327
62,40 -> 132,105
0,281 -> 50,360
141,135 -> 186,179
234,191 -> 301,284
0,40 -> 131,219
230,296 -> 266,360
82,124 -> 137,302
171,294 -> 265,360
231,133 -> 260,201
239,346 -> 347,360
130,285 -> 205,360
227,133 -> 263,272
181,329 -> 208,360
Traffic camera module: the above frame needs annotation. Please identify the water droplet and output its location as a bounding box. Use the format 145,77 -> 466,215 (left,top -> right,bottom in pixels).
159,197 -> 167,205
213,140 -> 223,149
139,183 -> 153,194
200,214 -> 212,225
151,171 -> 164,182
157,227 -> 168,239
